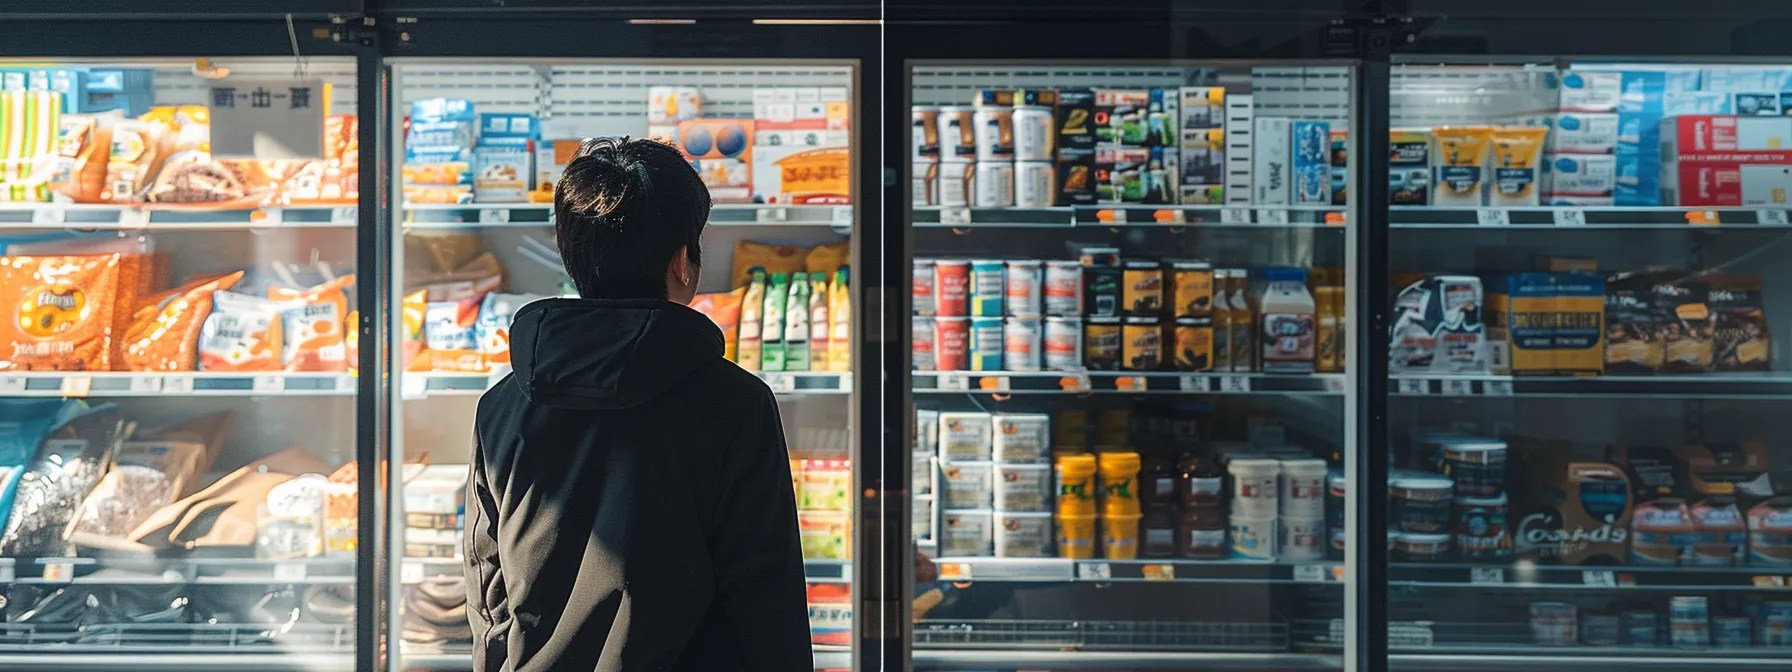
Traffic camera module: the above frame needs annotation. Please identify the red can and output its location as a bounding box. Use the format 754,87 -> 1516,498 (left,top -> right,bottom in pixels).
935,259 -> 970,317
935,316 -> 970,371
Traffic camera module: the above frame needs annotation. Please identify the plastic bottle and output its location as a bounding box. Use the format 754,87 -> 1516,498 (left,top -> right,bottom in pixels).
1259,267 -> 1317,373
738,270 -> 767,371
1211,271 -> 1233,372
762,273 -> 790,372
809,272 -> 831,370
1227,269 -> 1254,372
827,266 -> 852,372
1315,285 -> 1341,373
785,277 -> 811,371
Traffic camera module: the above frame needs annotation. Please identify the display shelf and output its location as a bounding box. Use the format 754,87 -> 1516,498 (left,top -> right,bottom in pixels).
1391,206 -> 1792,230
402,202 -> 852,230
0,556 -> 358,585
912,651 -> 1342,670
913,371 -> 1346,395
397,646 -> 853,671
0,203 -> 358,231
0,653 -> 354,671
1388,372 -> 1792,399
912,205 -> 1346,229
0,372 -> 355,397
399,556 -> 853,585
1389,653 -> 1792,671
929,557 -> 1344,584
1390,561 -> 1792,592
914,618 -> 1294,652
409,370 -> 851,398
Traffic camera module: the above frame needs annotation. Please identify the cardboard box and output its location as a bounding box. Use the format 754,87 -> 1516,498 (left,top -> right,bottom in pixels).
1329,130 -> 1349,206
1663,161 -> 1792,207
1180,87 -> 1225,130
1223,94 -> 1254,205
1544,154 -> 1617,198
1290,120 -> 1331,206
1055,146 -> 1097,205
1389,129 -> 1430,206
1511,443 -> 1634,566
1662,115 -> 1792,157
1094,144 -> 1151,204
1094,89 -> 1152,146
1251,117 -> 1291,205
1550,113 -> 1619,154
1056,89 -> 1097,152
1486,273 -> 1605,376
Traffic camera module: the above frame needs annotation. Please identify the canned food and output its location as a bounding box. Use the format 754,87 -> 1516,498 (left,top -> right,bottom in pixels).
1623,610 -> 1659,647
1454,494 -> 1512,559
1004,316 -> 1042,371
1713,615 -> 1751,647
973,161 -> 1014,207
913,259 -> 936,316
1013,105 -> 1055,161
1044,317 -> 1082,371
1670,596 -> 1710,648
1084,317 -> 1122,370
934,259 -> 969,317
970,317 -> 1005,371
912,161 -> 938,206
973,106 -> 1015,161
1171,260 -> 1214,318
1085,266 -> 1123,318
969,259 -> 1006,317
1582,614 -> 1620,646
939,161 -> 973,206
912,105 -> 940,161
934,316 -> 969,371
940,106 -> 976,162
1530,602 -> 1578,646
1005,260 -> 1043,317
1122,317 -> 1163,371
1015,160 -> 1055,208
1123,260 -> 1164,317
1043,261 -> 1082,317
1173,318 -> 1213,372
913,316 -> 936,371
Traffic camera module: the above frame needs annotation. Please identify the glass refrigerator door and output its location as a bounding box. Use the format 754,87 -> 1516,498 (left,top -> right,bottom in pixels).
0,57 -> 365,668
1386,59 -> 1792,671
390,59 -> 861,670
906,63 -> 1354,670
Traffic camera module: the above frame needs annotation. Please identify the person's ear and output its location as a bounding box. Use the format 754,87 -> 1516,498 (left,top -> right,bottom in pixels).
668,246 -> 693,286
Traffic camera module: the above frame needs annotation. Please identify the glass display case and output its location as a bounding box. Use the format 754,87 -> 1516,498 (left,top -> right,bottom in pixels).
1381,57 -> 1792,671
386,58 -> 867,671
0,56 -> 369,670
902,61 -> 1357,670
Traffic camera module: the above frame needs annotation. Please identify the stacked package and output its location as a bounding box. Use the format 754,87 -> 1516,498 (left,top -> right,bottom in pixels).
689,240 -> 851,373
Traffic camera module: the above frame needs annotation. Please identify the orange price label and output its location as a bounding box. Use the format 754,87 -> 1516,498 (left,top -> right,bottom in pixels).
1142,564 -> 1175,581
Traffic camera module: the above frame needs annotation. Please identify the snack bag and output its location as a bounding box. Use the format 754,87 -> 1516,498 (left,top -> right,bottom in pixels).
50,114 -> 115,203
269,275 -> 356,372
402,290 -> 429,372
476,293 -> 539,367
731,241 -> 811,288
806,243 -> 850,275
103,120 -> 169,203
691,287 -> 746,362
123,271 -> 246,371
0,254 -> 131,371
424,300 -> 484,372
198,291 -> 284,371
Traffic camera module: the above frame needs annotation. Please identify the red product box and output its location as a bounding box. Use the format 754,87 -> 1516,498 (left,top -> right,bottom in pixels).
1660,116 -> 1792,206
1662,115 -> 1792,158
1663,160 -> 1792,207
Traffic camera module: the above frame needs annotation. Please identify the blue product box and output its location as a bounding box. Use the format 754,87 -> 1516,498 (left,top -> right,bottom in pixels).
1664,91 -> 1734,116
1702,67 -> 1792,94
1290,120 -> 1331,206
406,98 -> 477,168
477,113 -> 538,143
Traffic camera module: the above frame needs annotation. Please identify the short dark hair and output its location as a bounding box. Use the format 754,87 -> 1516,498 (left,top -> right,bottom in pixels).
554,137 -> 710,299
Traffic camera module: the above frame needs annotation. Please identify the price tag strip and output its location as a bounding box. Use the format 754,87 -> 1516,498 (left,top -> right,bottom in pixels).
940,207 -> 972,227
1761,209 -> 1792,226
937,562 -> 972,581
937,373 -> 969,392
1397,377 -> 1429,395
1477,209 -> 1511,226
1077,562 -> 1112,580
1552,209 -> 1587,227
1441,378 -> 1474,396
1179,375 -> 1214,392
1141,564 -> 1176,581
1470,567 -> 1504,585
1220,376 -> 1251,393
1221,208 -> 1252,225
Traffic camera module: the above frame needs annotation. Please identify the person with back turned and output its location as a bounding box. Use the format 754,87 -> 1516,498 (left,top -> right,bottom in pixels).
465,137 -> 812,671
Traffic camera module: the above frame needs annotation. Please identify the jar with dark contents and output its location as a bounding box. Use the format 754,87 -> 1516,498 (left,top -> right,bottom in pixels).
1141,504 -> 1178,558
1177,456 -> 1224,508
1139,453 -> 1177,507
1177,504 -> 1226,559
1390,473 -> 1454,534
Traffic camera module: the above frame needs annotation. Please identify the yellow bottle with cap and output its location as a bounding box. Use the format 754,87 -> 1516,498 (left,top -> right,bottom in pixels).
1055,453 -> 1098,517
1096,451 -> 1141,517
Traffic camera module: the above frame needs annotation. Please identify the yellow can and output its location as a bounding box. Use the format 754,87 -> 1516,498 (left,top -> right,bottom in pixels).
1097,450 -> 1141,517
1057,515 -> 1098,559
1174,318 -> 1214,372
1122,317 -> 1162,371
1122,259 -> 1164,316
1055,453 -> 1098,516
1101,514 -> 1142,560
1172,260 -> 1214,318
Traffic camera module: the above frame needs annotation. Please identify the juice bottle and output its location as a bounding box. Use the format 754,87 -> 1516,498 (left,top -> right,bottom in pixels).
1211,271 -> 1233,372
738,270 -> 767,371
828,266 -> 852,372
1330,279 -> 1347,372
1259,267 -> 1317,373
762,273 -> 790,372
785,277 -> 811,371
1315,285 -> 1341,373
809,272 -> 831,370
1227,269 -> 1255,372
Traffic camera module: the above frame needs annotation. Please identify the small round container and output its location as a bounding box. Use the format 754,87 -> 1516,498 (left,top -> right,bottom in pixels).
933,316 -> 969,371
1433,437 -> 1508,498
913,316 -> 937,371
1012,105 -> 1055,162
913,259 -> 937,317
994,463 -> 1053,512
1228,458 -> 1283,518
1279,459 -> 1327,519
969,317 -> 1005,371
938,106 -> 977,162
1390,472 -> 1454,534
941,510 -> 993,557
1713,615 -> 1752,648
1393,532 -> 1451,562
994,511 -> 1053,557
969,260 -> 1007,317
933,259 -> 970,317
1582,614 -> 1621,646
1043,317 -> 1083,371
1043,260 -> 1083,317
1015,160 -> 1056,208
1003,316 -> 1043,372
1670,595 -> 1711,648
940,461 -> 994,510
1228,515 -> 1277,561
972,106 -> 1015,161
1453,493 -> 1512,559
1530,602 -> 1579,646
1280,516 -> 1324,562
1623,610 -> 1660,647
1004,260 -> 1043,317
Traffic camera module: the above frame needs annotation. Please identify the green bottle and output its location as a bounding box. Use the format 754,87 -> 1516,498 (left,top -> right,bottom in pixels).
761,272 -> 790,372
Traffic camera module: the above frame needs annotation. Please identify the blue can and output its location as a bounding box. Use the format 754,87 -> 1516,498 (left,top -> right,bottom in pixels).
1713,615 -> 1752,647
1622,610 -> 1658,647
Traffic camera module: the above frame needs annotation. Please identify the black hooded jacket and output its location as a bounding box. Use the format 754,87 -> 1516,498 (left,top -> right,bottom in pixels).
466,298 -> 812,671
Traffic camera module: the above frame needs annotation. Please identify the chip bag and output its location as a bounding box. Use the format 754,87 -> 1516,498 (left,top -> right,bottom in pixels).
0,254 -> 131,371
123,271 -> 245,371
198,291 -> 283,372
476,293 -> 539,367
424,300 -> 483,372
402,289 -> 428,372
270,275 -> 355,372
731,241 -> 811,288
691,287 -> 746,362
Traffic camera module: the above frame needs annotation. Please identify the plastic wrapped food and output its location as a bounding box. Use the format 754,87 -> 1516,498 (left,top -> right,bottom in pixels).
71,441 -> 203,539
123,271 -> 244,371
269,275 -> 355,372
424,300 -> 483,372
258,473 -> 326,559
198,291 -> 284,372
0,404 -> 126,557
102,120 -> 168,203
0,92 -> 61,203
0,254 -> 137,371
50,114 -> 115,203
146,159 -> 247,203
476,293 -> 539,367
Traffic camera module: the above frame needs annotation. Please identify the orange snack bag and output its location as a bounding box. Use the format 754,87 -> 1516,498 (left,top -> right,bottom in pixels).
402,290 -> 429,372
0,254 -> 130,371
123,271 -> 245,371
197,291 -> 283,372
269,275 -> 355,372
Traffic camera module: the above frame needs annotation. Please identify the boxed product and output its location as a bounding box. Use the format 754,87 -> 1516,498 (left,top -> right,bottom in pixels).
1148,88 -> 1179,149
1663,91 -> 1734,117
1056,88 -> 1096,152
1549,113 -> 1620,154
1608,440 -> 1772,502
1180,87 -> 1224,130
1329,130 -> 1349,206
404,465 -> 467,530
649,86 -> 702,125
1661,115 -> 1792,157
1733,92 -> 1783,116
1389,129 -> 1430,206
403,98 -> 476,204
1557,70 -> 1623,113
1543,154 -> 1617,199
1658,116 -> 1792,207
1485,273 -> 1605,376
1223,94 -> 1254,205
532,139 -> 580,202
473,145 -> 531,203
1290,120 -> 1331,206
1511,439 -> 1634,565
1094,89 -> 1152,146
1179,127 -> 1224,204
678,118 -> 754,202
1251,117 -> 1291,205
1663,162 -> 1792,207
1056,146 -> 1097,205
1390,275 -> 1489,374
1095,144 -> 1150,204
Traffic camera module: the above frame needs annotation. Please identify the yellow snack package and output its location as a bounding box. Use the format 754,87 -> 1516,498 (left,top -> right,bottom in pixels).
402,289 -> 429,372
806,243 -> 850,275
731,241 -> 810,288
1489,127 -> 1549,207
124,271 -> 245,371
1431,126 -> 1495,207
198,291 -> 283,372
269,275 -> 356,372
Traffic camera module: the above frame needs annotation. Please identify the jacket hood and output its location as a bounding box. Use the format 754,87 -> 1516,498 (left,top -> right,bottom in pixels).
509,298 -> 725,410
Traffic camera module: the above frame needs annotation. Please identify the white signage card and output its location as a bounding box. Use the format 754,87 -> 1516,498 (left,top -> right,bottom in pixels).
208,79 -> 326,160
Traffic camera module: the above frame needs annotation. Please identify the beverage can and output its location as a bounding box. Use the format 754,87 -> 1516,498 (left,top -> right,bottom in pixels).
913,315 -> 936,371
1004,260 -> 1043,317
939,106 -> 977,162
913,259 -> 936,316
969,259 -> 1006,317
970,317 -> 1005,371
934,259 -> 970,317
973,161 -> 1015,207
1013,105 -> 1055,161
912,105 -> 941,161
1004,316 -> 1043,371
1044,260 -> 1082,316
1015,160 -> 1056,207
934,316 -> 969,371
1044,317 -> 1082,371
973,106 -> 1015,161
939,160 -> 973,206
1084,317 -> 1122,370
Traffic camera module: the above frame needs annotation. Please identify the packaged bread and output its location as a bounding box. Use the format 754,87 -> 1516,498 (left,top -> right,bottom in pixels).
50,114 -> 115,203
269,275 -> 355,372
732,241 -> 811,287
198,291 -> 284,372
103,120 -> 169,203
424,299 -> 484,372
0,254 -> 135,371
147,158 -> 249,203
123,271 -> 245,371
